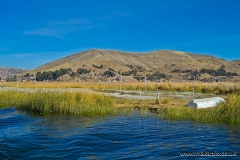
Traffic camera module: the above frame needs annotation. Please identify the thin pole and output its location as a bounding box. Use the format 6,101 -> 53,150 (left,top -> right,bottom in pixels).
120,76 -> 122,92
144,76 -> 146,92
17,78 -> 18,88
35,77 -> 37,89
156,80 -> 160,103
192,74 -> 195,101
139,88 -> 141,99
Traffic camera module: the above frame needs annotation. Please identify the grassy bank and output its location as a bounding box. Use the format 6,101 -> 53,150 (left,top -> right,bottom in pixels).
157,93 -> 240,124
1,82 -> 239,94
0,91 -> 116,116
1,88 -> 240,124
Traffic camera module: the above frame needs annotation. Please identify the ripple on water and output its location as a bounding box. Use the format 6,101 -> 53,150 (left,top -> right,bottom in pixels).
0,108 -> 239,159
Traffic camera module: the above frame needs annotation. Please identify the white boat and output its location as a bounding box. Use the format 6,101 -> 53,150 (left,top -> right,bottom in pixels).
187,97 -> 225,109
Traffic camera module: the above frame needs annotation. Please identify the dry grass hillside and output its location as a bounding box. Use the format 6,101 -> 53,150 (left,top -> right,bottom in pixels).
30,49 -> 240,75
0,67 -> 28,79
232,60 -> 240,67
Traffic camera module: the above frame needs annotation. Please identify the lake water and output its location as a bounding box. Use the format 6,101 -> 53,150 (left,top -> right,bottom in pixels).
0,107 -> 239,159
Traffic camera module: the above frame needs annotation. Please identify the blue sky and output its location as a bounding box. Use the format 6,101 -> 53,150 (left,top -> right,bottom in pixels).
0,0 -> 240,69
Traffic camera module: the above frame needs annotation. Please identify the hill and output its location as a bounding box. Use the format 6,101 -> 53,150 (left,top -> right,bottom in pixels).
0,67 -> 28,80
22,49 -> 240,82
232,60 -> 240,66
32,49 -> 240,73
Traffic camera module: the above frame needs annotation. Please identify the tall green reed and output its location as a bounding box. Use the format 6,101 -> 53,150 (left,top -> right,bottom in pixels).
157,93 -> 240,123
0,91 -> 116,116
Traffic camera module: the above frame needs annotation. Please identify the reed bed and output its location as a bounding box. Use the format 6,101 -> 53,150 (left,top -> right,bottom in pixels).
1,81 -> 239,94
1,89 -> 240,123
157,93 -> 240,124
0,91 -> 116,116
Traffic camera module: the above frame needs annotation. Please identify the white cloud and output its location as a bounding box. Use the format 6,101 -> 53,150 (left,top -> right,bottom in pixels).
24,28 -> 64,38
23,18 -> 93,38
46,18 -> 90,26
23,12 -> 129,38
112,12 -> 129,17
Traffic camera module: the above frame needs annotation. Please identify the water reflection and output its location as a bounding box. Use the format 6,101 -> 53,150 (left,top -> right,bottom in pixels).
27,111 -> 116,139
0,107 -> 240,159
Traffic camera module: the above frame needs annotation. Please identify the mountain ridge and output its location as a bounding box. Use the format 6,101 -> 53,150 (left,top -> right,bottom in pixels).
0,67 -> 28,79
32,49 -> 240,75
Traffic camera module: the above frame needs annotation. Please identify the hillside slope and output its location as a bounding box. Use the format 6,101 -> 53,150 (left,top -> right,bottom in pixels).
0,67 -> 27,79
232,60 -> 240,67
32,49 -> 240,75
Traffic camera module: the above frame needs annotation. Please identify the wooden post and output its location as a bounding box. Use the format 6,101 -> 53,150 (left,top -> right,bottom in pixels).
192,74 -> 195,101
120,76 -> 122,92
156,80 -> 160,103
17,78 -> 18,88
144,76 -> 146,92
35,77 -> 37,89
139,88 -> 142,99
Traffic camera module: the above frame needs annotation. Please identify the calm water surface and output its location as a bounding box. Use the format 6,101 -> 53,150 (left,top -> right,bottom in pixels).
0,107 -> 239,159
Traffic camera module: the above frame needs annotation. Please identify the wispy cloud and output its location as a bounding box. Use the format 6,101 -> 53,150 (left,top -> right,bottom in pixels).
46,18 -> 90,26
23,12 -> 130,38
24,28 -> 64,38
23,18 -> 92,38
23,27 -> 77,38
112,12 -> 129,17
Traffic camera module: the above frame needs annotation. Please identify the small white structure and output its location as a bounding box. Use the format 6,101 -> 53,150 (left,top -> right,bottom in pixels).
187,97 -> 225,109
